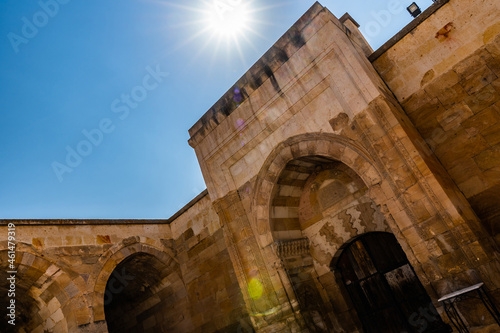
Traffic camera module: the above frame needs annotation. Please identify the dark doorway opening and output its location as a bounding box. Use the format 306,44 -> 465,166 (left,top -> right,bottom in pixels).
104,252 -> 165,332
334,232 -> 451,333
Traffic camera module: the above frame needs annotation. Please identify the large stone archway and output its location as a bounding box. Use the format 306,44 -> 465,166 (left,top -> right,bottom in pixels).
249,134 -> 404,331
252,133 -> 382,247
247,132 -> 499,330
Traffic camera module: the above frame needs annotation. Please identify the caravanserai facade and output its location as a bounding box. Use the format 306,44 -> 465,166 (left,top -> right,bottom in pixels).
2,0 -> 500,332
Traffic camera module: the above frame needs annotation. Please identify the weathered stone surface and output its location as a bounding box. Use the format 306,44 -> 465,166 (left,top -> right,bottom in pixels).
2,1 -> 500,332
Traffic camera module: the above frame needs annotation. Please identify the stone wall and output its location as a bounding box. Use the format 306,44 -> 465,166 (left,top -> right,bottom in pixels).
372,0 -> 500,244
1,1 -> 500,332
170,194 -> 249,332
0,194 -> 248,333
1,222 -> 173,333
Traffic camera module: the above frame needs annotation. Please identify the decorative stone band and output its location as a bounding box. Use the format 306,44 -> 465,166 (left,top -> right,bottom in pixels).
274,238 -> 310,259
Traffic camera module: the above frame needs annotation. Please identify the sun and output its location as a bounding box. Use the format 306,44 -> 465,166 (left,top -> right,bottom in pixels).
206,1 -> 251,38
159,0 -> 280,67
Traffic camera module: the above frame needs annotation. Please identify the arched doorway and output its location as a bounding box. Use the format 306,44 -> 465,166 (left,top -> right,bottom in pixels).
103,251 -> 184,332
268,156 -> 391,331
334,232 -> 450,333
0,247 -> 85,332
251,134 -> 458,331
104,252 -> 163,332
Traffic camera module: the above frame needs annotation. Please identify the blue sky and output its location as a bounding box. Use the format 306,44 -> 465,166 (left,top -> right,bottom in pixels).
0,0 -> 434,219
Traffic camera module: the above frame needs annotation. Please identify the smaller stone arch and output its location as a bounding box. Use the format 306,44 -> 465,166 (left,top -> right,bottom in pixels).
0,241 -> 89,333
90,236 -> 177,324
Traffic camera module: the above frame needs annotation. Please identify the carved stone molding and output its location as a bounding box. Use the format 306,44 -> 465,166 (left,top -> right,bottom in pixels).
275,238 -> 310,259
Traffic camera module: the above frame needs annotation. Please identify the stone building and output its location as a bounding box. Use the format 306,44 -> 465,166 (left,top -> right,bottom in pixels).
2,0 -> 500,332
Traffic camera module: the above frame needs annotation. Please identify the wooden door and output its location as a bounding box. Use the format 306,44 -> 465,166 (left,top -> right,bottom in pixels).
337,232 -> 450,333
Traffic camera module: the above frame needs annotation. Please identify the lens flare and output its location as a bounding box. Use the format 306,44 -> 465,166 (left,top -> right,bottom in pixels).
236,118 -> 245,128
233,88 -> 243,105
248,269 -> 263,300
248,278 -> 263,300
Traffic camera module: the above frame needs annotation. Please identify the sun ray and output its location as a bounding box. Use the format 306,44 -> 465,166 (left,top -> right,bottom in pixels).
156,1 -> 208,14
237,29 -> 259,53
189,31 -> 220,65
165,26 -> 214,55
153,0 -> 292,68
240,24 -> 269,43
246,2 -> 291,14
232,35 -> 248,69
208,35 -> 225,73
